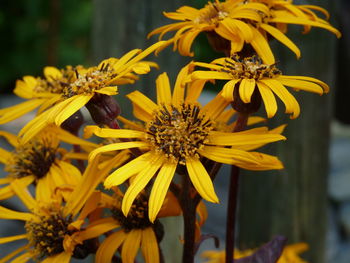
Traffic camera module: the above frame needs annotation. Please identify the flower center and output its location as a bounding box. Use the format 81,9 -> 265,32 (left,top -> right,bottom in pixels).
221,55 -> 281,80
25,212 -> 72,259
112,196 -> 153,232
6,138 -> 58,180
63,63 -> 117,98
146,104 -> 213,165
33,66 -> 77,94
194,1 -> 228,25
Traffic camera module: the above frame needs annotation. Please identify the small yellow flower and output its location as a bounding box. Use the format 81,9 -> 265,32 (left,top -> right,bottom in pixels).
148,0 -> 340,64
0,125 -> 96,202
1,42 -> 164,144
85,69 -> 285,222
201,243 -> 309,263
0,176 -> 117,263
189,55 -> 329,118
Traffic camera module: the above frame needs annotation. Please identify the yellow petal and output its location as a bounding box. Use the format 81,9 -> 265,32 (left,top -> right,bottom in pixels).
122,154 -> 164,216
77,218 -> 119,241
104,152 -> 153,188
89,141 -> 149,161
250,27 -> 275,64
0,245 -> 27,263
222,79 -> 239,101
148,161 -> 177,222
141,228 -> 159,263
260,23 -> 301,58
0,206 -> 33,221
9,251 -> 31,263
55,95 -> 93,126
121,230 -> 142,263
186,157 -> 219,203
0,99 -> 45,124
95,231 -> 127,263
191,71 -> 231,81
172,64 -> 189,105
201,92 -> 230,120
126,90 -> 158,120
276,77 -> 325,94
41,252 -> 71,263
44,66 -> 62,80
277,75 -> 329,93
0,234 -> 27,244
10,179 -> 36,211
257,81 -> 278,118
95,86 -> 118,95
156,72 -> 172,105
84,125 -> 146,139
239,78 -> 256,103
0,130 -> 19,147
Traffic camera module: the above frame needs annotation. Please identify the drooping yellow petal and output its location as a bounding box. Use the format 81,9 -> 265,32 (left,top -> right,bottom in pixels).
148,161 -> 177,222
276,77 -> 325,94
122,154 -> 164,216
0,130 -> 19,147
186,157 -> 219,203
191,71 -> 231,81
76,218 -> 120,241
257,81 -> 278,118
172,64 -> 190,105
9,251 -> 31,263
0,148 -> 11,164
84,125 -> 146,139
0,245 -> 27,263
250,27 -> 275,65
207,131 -> 286,146
95,231 -> 127,263
141,228 -> 159,263
44,66 -> 62,80
260,23 -> 301,58
0,206 -> 33,221
121,229 -> 142,263
104,152 -> 153,188
10,179 -> 37,212
0,99 -> 45,124
239,78 -> 256,103
55,95 -> 93,126
89,141 -> 149,161
222,79 -> 240,101
0,234 -> 27,244
95,86 -> 118,95
277,75 -> 329,93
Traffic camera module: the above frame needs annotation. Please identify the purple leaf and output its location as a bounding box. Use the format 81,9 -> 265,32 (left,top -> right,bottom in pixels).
235,236 -> 287,263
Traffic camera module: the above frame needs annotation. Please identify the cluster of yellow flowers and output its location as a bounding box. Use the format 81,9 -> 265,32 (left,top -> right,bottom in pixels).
0,0 -> 339,262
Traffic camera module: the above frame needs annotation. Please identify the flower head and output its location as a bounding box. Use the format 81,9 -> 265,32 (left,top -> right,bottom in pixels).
85,69 -> 285,222
189,55 -> 329,118
148,0 -> 340,64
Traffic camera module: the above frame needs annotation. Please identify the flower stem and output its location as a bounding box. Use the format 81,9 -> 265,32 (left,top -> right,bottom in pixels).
225,113 -> 248,263
180,173 -> 197,263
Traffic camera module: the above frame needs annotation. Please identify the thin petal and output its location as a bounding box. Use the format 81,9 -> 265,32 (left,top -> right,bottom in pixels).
156,73 -> 172,105
141,228 -> 159,263
0,206 -> 33,221
84,125 -> 146,139
122,154 -> 164,216
250,27 -> 275,64
186,157 -> 219,203
0,234 -> 27,244
257,81 -> 278,118
95,231 -> 127,263
121,230 -> 142,263
276,77 -> 325,94
127,90 -> 158,121
0,99 -> 45,124
148,161 -> 177,222
239,78 -> 256,103
104,152 -> 153,188
222,79 -> 240,101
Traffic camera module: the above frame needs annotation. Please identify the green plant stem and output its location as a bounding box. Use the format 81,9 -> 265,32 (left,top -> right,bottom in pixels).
225,113 -> 248,263
180,172 -> 197,263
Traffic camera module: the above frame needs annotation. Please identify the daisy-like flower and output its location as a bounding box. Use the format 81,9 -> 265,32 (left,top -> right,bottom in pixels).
0,125 -> 97,201
202,242 -> 309,263
148,0 -> 340,64
94,189 -> 181,263
0,174 -> 119,263
6,42 -> 165,144
85,70 -> 285,222
189,55 -> 329,118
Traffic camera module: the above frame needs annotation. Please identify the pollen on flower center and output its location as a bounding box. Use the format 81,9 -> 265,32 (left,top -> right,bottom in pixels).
63,63 -> 117,98
6,138 -> 58,180
25,212 -> 72,259
194,2 -> 228,25
146,104 -> 213,165
112,195 -> 153,232
222,55 -> 281,80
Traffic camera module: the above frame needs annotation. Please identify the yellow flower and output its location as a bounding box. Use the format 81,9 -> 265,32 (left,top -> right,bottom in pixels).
85,70 -> 285,222
189,55 -> 329,118
148,0 -> 340,64
0,125 -> 96,202
93,189 -> 181,263
201,243 -> 309,263
1,42 -> 164,144
0,173 -> 118,263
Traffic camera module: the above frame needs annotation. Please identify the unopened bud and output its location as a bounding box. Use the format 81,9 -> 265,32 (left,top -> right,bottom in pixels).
86,94 -> 121,126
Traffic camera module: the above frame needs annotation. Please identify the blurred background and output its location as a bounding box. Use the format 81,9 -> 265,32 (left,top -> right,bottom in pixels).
0,0 -> 349,262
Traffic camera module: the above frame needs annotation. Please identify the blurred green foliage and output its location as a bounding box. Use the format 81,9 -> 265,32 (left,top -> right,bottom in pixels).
0,0 -> 92,93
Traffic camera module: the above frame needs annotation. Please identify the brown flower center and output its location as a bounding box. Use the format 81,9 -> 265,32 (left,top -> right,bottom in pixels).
146,104 -> 213,165
25,212 -> 72,259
